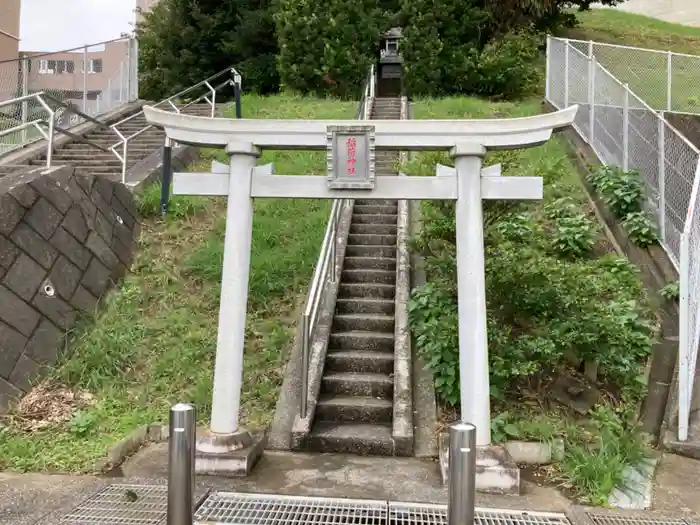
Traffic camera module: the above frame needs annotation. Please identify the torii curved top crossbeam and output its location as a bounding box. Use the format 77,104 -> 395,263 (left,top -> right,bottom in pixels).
143,104 -> 578,151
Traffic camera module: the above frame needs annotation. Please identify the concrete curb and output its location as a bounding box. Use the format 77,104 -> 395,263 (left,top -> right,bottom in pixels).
608,456 -> 659,510
408,199 -> 440,458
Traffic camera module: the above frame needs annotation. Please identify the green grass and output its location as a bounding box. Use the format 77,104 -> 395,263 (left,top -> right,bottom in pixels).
566,9 -> 700,112
409,95 -> 651,506
0,93 -> 356,473
569,9 -> 700,55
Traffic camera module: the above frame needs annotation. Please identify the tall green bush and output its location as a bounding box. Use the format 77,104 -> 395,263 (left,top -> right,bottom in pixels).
275,0 -> 383,97
136,0 -> 280,99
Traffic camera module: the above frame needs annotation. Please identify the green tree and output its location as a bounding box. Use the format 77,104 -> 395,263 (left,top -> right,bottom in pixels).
275,0 -> 383,97
136,0 -> 279,100
399,0 -> 625,98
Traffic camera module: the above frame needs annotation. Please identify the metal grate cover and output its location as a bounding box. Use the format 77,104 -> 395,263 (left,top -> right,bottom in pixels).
583,512 -> 697,525
389,502 -> 570,525
195,493 -> 387,525
59,484 -> 169,525
195,492 -> 571,525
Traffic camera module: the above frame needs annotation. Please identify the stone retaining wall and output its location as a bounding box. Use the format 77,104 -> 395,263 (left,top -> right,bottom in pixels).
0,165 -> 139,409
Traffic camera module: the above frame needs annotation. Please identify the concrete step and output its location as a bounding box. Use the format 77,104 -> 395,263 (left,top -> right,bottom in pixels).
339,282 -> 395,299
348,234 -> 397,246
321,372 -> 393,398
344,256 -> 396,271
74,167 -> 120,175
50,153 -> 145,162
355,199 -> 398,207
351,214 -> 398,226
307,422 -> 395,455
345,245 -> 397,258
350,223 -> 397,235
325,349 -> 395,374
342,269 -> 395,285
353,205 -> 397,215
336,297 -> 395,315
329,331 -> 394,352
333,313 -> 394,333
316,395 -> 393,423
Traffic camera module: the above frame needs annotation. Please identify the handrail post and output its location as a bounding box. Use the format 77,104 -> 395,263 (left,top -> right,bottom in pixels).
234,73 -> 242,119
300,313 -> 310,419
83,45 -> 89,113
667,51 -> 673,112
161,137 -> 173,216
448,422 -> 477,525
658,117 -> 666,242
167,403 -> 196,525
623,85 -> 629,172
46,110 -> 56,168
121,140 -> 128,184
21,57 -> 29,144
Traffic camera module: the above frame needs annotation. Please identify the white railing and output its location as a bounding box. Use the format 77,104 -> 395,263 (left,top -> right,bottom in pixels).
546,35 -> 700,442
0,66 -> 239,183
109,67 -> 240,183
298,64 -> 376,419
0,37 -> 139,155
560,37 -> 700,114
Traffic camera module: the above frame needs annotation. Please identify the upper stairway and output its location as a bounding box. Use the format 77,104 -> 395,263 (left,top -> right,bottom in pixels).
1,104 -> 216,181
305,97 -> 411,456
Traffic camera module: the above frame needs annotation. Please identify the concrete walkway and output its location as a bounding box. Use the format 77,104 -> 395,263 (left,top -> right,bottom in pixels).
595,1 -> 700,27
2,447 -> 700,525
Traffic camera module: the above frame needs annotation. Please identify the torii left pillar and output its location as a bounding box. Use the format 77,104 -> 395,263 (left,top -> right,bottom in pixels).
194,142 -> 267,476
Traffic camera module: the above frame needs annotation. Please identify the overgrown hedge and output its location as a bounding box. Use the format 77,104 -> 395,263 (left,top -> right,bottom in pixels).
408,150 -> 657,406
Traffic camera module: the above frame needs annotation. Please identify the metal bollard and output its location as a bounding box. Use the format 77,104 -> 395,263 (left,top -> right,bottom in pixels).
168,403 -> 197,525
160,137 -> 173,217
448,421 -> 477,525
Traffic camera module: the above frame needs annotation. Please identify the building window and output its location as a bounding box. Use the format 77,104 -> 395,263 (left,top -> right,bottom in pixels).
56,60 -> 75,74
83,59 -> 103,74
39,59 -> 54,74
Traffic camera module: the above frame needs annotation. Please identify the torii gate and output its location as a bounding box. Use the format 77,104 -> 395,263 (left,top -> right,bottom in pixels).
143,104 -> 578,475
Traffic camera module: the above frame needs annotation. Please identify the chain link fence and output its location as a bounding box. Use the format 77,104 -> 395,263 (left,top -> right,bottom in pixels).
547,36 -> 700,442
561,37 -> 700,114
0,37 -> 138,155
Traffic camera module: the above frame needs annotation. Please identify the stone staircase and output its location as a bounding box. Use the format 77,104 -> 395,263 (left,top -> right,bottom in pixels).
307,97 -> 410,455
7,104 -> 215,180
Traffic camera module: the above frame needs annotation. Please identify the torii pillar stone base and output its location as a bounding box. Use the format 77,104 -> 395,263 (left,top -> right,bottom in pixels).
439,432 -> 520,495
195,428 -> 268,477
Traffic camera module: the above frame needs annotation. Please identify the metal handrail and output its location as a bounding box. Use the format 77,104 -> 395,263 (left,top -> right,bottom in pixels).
0,91 -> 119,167
299,64 -> 376,420
109,67 -> 240,183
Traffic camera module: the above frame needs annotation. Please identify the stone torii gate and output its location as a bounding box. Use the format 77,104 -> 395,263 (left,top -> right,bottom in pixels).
143,104 -> 578,475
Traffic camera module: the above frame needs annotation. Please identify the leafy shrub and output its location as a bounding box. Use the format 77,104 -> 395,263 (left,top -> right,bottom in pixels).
587,166 -> 644,218
660,280 -> 680,301
550,214 -> 597,258
622,211 -> 658,247
408,282 -> 459,405
494,213 -> 534,243
544,196 -> 578,220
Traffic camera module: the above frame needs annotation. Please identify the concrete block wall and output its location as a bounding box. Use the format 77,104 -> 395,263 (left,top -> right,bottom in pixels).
0,165 -> 139,410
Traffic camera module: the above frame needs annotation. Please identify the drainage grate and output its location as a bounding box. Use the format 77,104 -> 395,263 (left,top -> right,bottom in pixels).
195,493 -> 388,525
389,502 -> 571,525
194,492 -> 571,525
584,514 -> 697,525
59,484 -> 169,525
